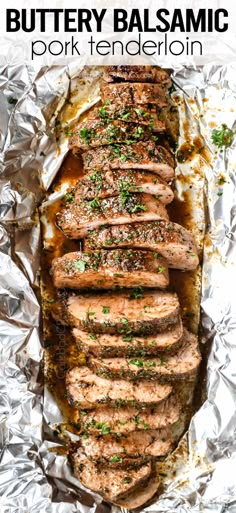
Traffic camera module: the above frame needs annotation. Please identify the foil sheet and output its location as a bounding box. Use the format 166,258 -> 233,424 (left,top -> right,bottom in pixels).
1,63 -> 236,512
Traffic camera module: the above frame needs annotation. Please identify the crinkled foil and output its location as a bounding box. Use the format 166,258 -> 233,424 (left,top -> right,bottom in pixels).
1,63 -> 236,512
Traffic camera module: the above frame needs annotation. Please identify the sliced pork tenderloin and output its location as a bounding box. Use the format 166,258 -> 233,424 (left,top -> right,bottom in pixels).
82,142 -> 175,181
85,220 -> 199,271
74,168 -> 174,204
66,366 -> 172,409
88,329 -> 201,382
56,193 -> 169,239
51,250 -> 169,290
72,317 -> 183,357
100,83 -> 168,108
66,290 -> 180,335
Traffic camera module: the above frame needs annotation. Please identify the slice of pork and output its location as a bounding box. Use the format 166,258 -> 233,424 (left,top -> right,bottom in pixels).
56,193 -> 169,239
85,220 -> 199,271
51,250 -> 169,290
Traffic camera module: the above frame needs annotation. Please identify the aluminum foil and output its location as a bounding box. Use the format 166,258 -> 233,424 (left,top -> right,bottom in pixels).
1,63 -> 236,513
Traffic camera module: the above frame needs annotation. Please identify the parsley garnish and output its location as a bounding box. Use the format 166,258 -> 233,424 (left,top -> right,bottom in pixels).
65,191 -> 74,204
110,455 -> 123,463
131,204 -> 147,213
129,359 -> 144,367
102,306 -> 110,314
157,267 -> 166,273
129,286 -> 143,299
88,197 -> 101,209
211,124 -> 234,149
74,260 -> 86,272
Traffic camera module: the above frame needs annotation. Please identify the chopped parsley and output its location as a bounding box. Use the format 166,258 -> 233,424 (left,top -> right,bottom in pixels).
79,127 -> 92,142
65,191 -> 74,204
129,359 -> 144,368
129,286 -> 143,299
124,476 -> 132,483
110,455 -> 123,463
74,260 -> 86,272
102,306 -> 110,314
130,204 -> 147,213
211,124 -> 234,149
88,197 -> 101,209
101,424 -> 110,434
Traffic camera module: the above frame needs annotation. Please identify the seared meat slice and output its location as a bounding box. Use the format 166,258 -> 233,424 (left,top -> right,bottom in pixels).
85,221 -> 199,271
66,366 -> 172,409
70,450 -> 152,502
90,104 -> 165,129
72,317 -> 183,357
75,169 -> 174,204
82,142 -> 175,181
79,428 -> 172,467
51,250 -> 169,290
56,193 -> 169,239
117,465 -> 160,509
69,120 -> 159,151
89,329 -> 201,382
67,290 -> 180,335
79,395 -> 180,434
103,65 -> 171,87
100,83 -> 167,108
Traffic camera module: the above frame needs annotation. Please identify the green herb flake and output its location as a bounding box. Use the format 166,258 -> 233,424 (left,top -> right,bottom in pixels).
122,112 -> 131,120
102,306 -> 110,314
65,192 -> 74,204
122,335 -> 133,342
134,108 -> 144,116
88,197 -> 101,210
79,127 -> 91,141
89,334 -> 97,340
129,286 -> 143,299
124,476 -> 132,483
110,455 -> 123,463
74,259 -> 86,272
159,356 -> 168,367
147,360 -> 156,368
157,267 -> 166,273
129,359 -> 144,368
101,425 -> 110,435
131,204 -> 147,213
211,123 -> 234,149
